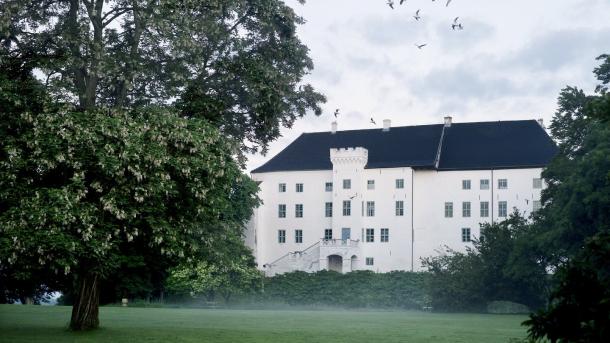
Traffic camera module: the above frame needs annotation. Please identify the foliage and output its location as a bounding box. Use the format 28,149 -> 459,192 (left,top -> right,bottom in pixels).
166,254 -> 262,303
0,59 -> 60,304
525,232 -> 610,342
421,248 -> 486,312
524,54 -> 610,341
539,93 -> 610,264
1,0 -> 322,329
0,101 -> 260,328
0,0 -> 325,159
0,105 -> 252,274
258,270 -> 427,309
422,212 -> 547,312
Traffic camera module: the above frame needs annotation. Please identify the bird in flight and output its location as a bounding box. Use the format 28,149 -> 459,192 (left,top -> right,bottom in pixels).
414,9 -> 421,20
446,0 -> 452,7
334,109 -> 339,117
370,118 -> 377,125
387,0 -> 394,9
452,17 -> 463,30
349,194 -> 357,200
415,43 -> 427,49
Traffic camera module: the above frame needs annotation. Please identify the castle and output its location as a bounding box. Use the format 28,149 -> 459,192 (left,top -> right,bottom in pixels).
245,117 -> 557,276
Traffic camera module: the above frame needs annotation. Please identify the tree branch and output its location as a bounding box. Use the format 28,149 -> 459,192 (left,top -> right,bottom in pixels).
102,7 -> 133,28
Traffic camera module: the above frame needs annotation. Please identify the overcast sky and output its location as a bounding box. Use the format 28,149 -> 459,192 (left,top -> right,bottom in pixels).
246,0 -> 610,172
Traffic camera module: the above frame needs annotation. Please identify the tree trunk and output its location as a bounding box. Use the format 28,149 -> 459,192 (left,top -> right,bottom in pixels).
70,273 -> 100,331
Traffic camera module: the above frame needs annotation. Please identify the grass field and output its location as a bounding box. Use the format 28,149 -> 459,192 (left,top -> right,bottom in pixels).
0,305 -> 528,343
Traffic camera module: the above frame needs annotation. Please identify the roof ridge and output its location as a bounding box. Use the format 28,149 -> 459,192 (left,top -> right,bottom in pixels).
301,119 -> 538,135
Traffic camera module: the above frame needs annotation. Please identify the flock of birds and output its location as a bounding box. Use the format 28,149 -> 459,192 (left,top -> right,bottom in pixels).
386,0 -> 464,50
328,0 -> 466,127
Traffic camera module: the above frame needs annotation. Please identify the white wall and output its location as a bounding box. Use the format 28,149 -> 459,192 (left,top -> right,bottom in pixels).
357,167 -> 413,272
412,168 -> 544,270
248,162 -> 544,273
250,170 -> 333,267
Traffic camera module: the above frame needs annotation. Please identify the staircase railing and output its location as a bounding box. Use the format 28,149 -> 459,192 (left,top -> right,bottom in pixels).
265,240 -> 321,267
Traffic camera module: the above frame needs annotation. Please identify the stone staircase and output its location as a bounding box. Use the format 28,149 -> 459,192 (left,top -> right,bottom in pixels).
263,239 -> 360,276
263,241 -> 321,276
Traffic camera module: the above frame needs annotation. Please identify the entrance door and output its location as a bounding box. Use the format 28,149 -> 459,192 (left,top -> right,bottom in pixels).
341,228 -> 351,241
328,255 -> 343,273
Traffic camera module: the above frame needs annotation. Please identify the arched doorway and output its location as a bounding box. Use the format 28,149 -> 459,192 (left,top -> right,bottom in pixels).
350,255 -> 358,272
328,255 -> 343,273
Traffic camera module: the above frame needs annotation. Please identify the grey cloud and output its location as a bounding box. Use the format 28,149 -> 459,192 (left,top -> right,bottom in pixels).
357,15 -> 428,46
435,18 -> 496,52
310,63 -> 343,86
410,63 -> 518,101
501,28 -> 610,72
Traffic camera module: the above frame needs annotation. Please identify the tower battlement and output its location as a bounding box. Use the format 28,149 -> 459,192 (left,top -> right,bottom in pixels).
329,147 -> 368,166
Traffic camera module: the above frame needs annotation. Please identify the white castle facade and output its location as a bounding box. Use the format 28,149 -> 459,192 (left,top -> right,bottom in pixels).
245,117 -> 557,276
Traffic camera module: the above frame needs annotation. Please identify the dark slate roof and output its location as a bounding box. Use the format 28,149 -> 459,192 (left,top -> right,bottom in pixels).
251,120 -> 557,173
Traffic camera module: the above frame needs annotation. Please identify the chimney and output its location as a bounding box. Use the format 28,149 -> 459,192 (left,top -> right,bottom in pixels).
444,116 -> 452,127
382,119 -> 391,132
537,118 -> 544,128
331,121 -> 337,134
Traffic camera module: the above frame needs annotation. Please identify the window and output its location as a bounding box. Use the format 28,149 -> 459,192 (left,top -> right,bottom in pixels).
325,202 -> 333,217
367,180 -> 375,190
498,201 -> 507,217
533,200 -> 542,212
445,202 -> 453,218
295,229 -> 303,243
365,257 -> 374,266
324,228 -> 333,240
462,202 -> 471,217
342,200 -> 351,216
461,228 -> 471,242
366,201 -> 375,217
380,228 -> 389,242
343,179 -> 351,189
395,201 -> 404,216
498,179 -> 508,189
480,179 -> 490,190
480,201 -> 489,217
296,183 -> 303,192
279,183 -> 286,192
396,179 -> 404,189
278,230 -> 286,243
278,204 -> 286,218
341,228 -> 351,240
295,204 -> 303,218
462,180 -> 471,190
366,228 -> 374,242
533,178 -> 542,189
325,182 -> 333,192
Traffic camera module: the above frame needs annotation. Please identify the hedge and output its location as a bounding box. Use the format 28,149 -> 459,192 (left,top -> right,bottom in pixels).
256,270 -> 428,309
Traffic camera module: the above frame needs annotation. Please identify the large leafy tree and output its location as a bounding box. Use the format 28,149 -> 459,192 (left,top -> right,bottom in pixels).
1,0 -> 324,330
524,54 -> 610,341
0,96 -> 259,329
1,0 -> 325,159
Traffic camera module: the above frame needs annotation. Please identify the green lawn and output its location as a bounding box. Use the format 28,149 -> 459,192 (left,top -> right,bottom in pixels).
0,305 -> 528,343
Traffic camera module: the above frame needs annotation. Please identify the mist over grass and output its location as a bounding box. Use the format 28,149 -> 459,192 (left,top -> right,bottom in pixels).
0,304 -> 528,343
